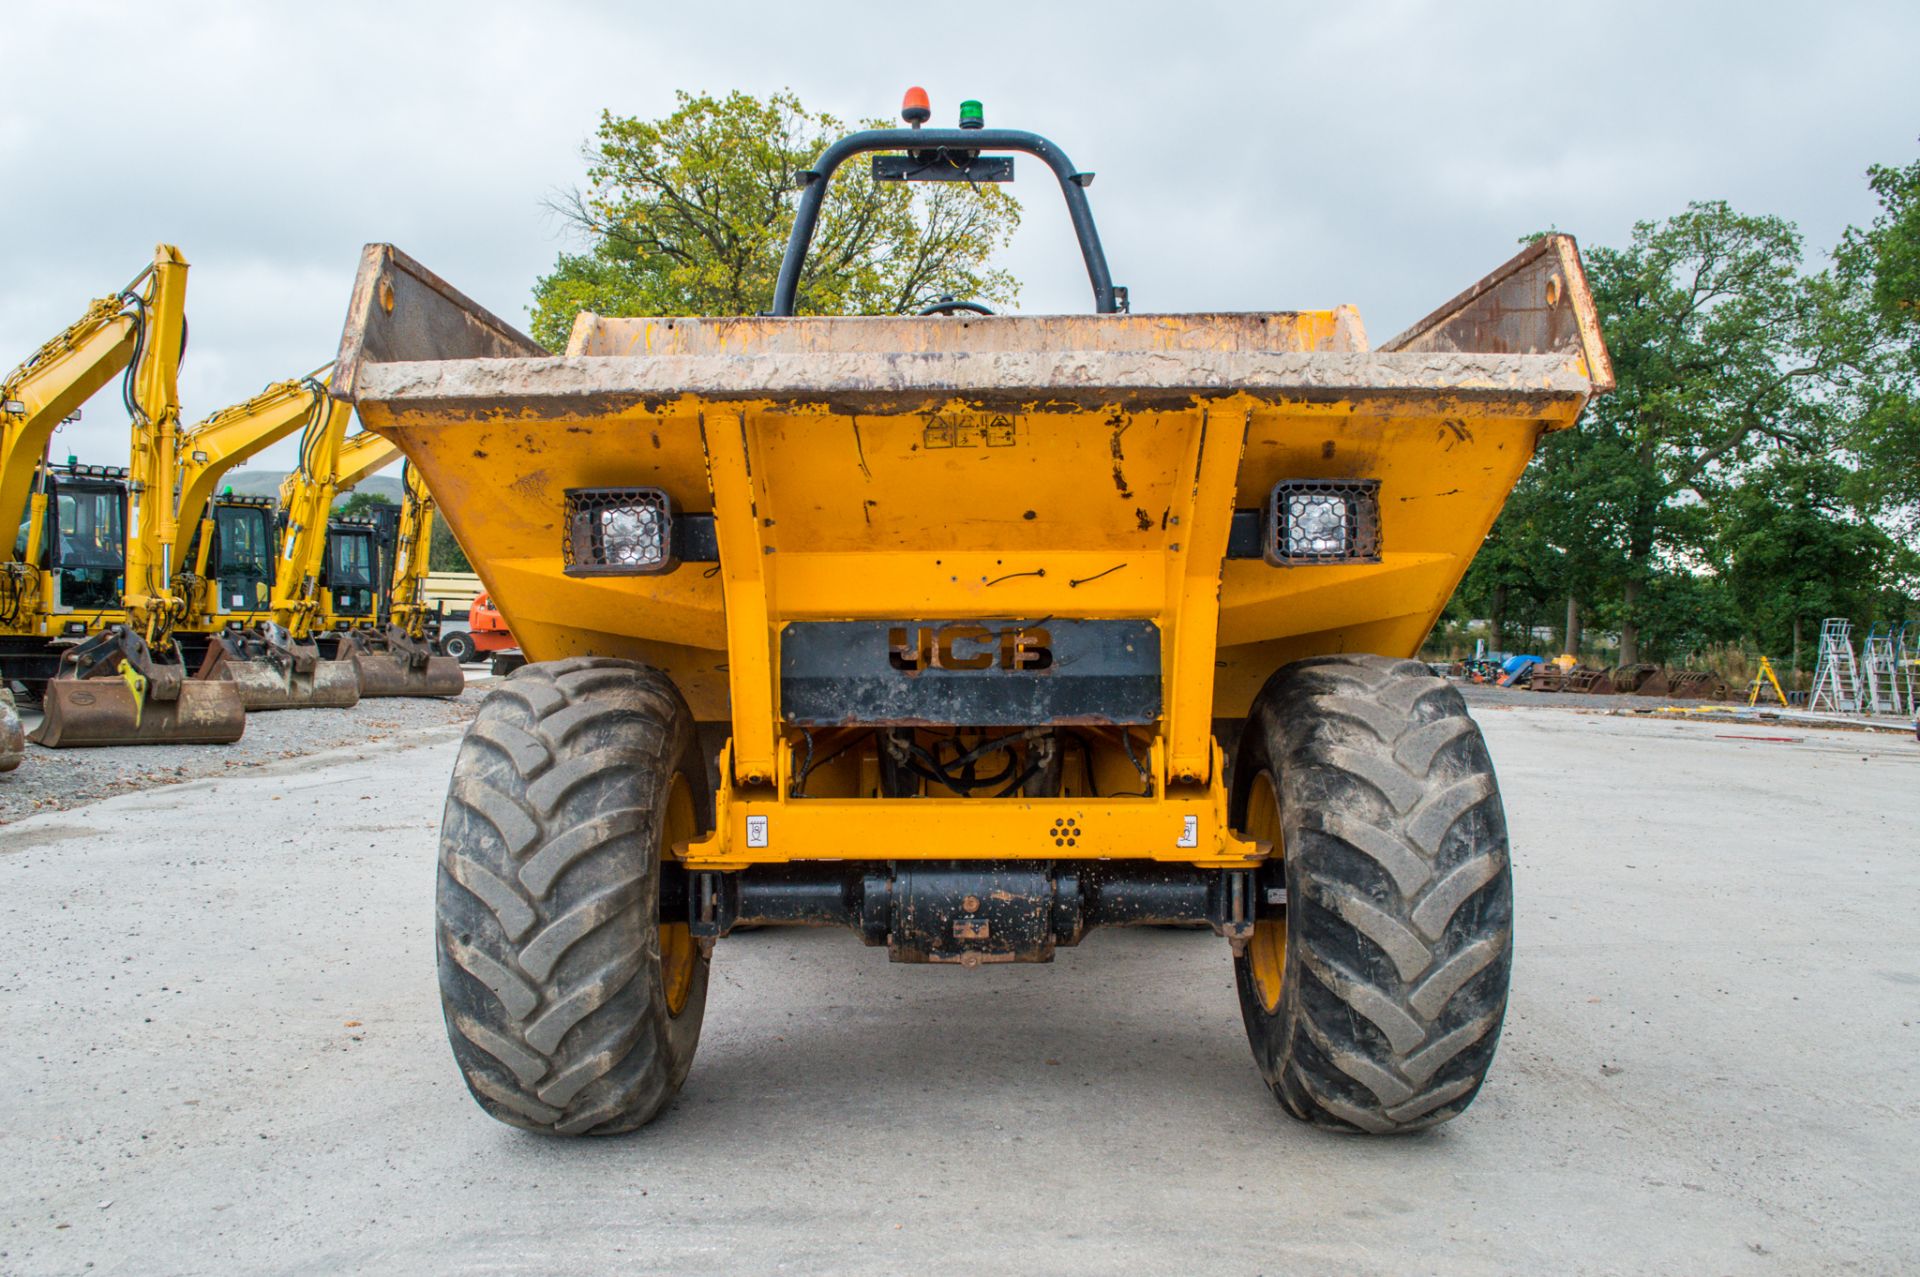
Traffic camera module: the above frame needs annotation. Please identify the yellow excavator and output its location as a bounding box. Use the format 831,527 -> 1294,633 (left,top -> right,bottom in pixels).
0,253 -> 160,766
197,393 -> 380,707
332,459 -> 463,698
3,244 -> 244,747
182,373 -> 362,709
202,394 -> 456,701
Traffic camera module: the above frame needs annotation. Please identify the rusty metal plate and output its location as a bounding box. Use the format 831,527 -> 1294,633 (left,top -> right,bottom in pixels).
780,619 -> 1160,727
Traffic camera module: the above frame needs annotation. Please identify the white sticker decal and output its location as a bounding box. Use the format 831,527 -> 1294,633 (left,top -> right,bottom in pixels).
1177,815 -> 1199,848
745,815 -> 769,848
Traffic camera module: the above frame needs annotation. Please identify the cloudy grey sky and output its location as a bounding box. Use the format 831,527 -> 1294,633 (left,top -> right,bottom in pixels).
4,0 -> 1916,471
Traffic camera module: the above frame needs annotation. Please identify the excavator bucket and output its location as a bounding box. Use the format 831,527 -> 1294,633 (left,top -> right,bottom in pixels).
341,627 -> 465,698
0,688 -> 23,771
197,630 -> 359,711
348,648 -> 465,698
29,627 -> 246,747
213,656 -> 361,711
33,677 -> 245,747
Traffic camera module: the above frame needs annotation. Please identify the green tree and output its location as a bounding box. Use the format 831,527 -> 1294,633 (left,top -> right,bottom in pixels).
1715,454 -> 1897,673
1856,153 -> 1920,330
335,491 -> 394,519
1833,150 -> 1920,530
1578,202 -> 1844,663
429,518 -> 471,573
532,91 -> 1022,347
1455,462 -> 1566,653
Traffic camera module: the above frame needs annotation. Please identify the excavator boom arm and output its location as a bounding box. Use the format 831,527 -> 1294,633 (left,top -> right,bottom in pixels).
333,430 -> 399,492
388,462 -> 435,636
119,246 -> 191,636
0,289 -> 144,540
173,372 -> 330,575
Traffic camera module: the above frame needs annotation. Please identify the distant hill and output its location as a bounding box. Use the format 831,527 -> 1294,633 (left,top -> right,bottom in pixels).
221,470 -> 405,506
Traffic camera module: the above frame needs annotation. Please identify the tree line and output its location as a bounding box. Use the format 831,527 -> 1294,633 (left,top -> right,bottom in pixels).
1446,158 -> 1919,675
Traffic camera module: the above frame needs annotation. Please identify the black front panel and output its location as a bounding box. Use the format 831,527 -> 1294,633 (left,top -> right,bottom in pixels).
780,619 -> 1160,727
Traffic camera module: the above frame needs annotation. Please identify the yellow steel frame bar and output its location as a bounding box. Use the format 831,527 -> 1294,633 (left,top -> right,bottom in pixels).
703,411 -> 778,785
1164,407 -> 1248,783
683,737 -> 1264,869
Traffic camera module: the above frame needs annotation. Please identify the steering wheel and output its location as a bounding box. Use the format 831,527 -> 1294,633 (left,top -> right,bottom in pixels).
917,296 -> 996,317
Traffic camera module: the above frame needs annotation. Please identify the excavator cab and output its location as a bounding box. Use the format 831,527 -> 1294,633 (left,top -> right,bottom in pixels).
41,463 -> 128,612
201,495 -> 275,616
320,518 -> 378,624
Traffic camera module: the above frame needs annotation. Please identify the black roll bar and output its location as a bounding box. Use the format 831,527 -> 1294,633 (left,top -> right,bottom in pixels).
771,127 -> 1123,316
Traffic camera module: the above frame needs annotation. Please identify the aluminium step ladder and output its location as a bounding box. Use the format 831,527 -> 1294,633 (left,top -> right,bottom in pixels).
1809,618 -> 1862,713
1863,624 -> 1904,715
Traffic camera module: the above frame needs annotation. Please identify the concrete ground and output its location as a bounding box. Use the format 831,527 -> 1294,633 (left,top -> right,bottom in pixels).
0,703 -> 1915,1275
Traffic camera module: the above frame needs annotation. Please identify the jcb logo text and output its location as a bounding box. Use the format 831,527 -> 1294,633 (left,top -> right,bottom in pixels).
888,624 -> 1053,673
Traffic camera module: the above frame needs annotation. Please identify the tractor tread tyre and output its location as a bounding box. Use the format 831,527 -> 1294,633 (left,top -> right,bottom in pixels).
436,656 -> 709,1136
1234,654 -> 1512,1134
440,631 -> 475,664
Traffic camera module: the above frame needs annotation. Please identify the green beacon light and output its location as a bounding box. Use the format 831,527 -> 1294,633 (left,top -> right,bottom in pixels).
958,99 -> 984,131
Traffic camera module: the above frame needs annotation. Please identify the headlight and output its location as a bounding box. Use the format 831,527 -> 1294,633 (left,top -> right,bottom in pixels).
1265,480 -> 1382,566
564,488 -> 678,576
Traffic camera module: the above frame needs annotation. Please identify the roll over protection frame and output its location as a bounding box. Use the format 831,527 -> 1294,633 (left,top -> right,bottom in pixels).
771,128 -> 1125,316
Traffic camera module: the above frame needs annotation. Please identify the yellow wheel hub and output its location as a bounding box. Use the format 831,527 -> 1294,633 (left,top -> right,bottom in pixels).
659,772 -> 698,1018
1243,769 -> 1286,1014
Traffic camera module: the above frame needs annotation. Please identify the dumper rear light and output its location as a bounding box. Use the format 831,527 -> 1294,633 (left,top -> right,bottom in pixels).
1265,480 -> 1382,566
564,488 -> 677,576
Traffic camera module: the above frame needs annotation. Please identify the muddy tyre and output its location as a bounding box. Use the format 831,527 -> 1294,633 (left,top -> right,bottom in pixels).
436,657 -> 710,1135
1232,654 -> 1512,1133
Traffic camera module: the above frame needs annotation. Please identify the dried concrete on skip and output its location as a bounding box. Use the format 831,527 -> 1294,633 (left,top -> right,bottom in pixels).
352,350 -> 1592,417
1,704 -> 1916,1275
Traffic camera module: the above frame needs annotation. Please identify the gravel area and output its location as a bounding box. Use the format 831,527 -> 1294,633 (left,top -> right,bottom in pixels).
0,678 -> 490,824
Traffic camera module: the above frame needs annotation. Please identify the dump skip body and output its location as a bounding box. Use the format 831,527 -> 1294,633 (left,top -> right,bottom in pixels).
338,236 -> 1609,734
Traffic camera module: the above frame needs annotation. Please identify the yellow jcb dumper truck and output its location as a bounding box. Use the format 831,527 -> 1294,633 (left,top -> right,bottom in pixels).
334,97 -> 1612,1137
2,245 -> 244,748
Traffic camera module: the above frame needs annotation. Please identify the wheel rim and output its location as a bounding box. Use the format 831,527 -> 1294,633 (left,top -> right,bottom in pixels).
659,772 -> 698,1018
1243,769 -> 1286,1014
